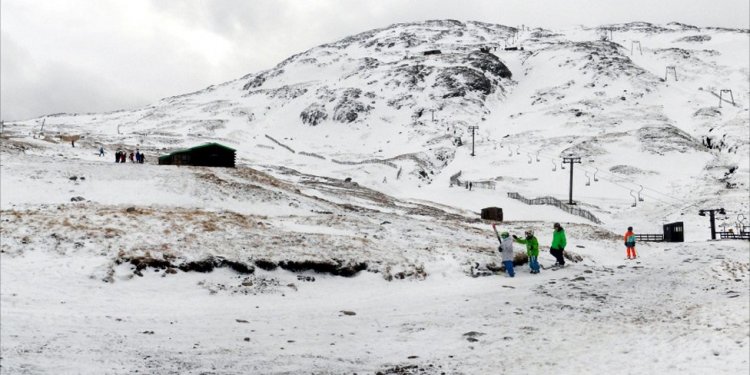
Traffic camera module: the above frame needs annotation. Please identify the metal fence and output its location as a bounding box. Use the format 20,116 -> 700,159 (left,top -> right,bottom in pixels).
718,232 -> 750,240
449,171 -> 495,190
635,234 -> 664,242
471,181 -> 496,190
298,151 -> 326,160
264,134 -> 296,153
507,192 -> 603,224
330,158 -> 398,169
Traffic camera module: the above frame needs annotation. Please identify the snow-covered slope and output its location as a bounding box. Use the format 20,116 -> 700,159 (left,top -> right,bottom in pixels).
4,20 -> 748,236
1,20 -> 749,374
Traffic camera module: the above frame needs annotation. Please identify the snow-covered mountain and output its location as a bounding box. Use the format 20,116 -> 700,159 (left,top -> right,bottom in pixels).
1,20 -> 749,373
6,20 -> 749,231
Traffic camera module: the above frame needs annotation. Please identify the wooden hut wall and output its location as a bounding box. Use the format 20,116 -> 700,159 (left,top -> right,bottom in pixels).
188,146 -> 235,167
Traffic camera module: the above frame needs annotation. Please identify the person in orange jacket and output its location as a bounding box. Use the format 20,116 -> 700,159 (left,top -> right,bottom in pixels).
624,226 -> 637,259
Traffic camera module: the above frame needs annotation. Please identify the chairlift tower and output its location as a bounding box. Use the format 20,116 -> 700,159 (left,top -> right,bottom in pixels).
468,125 -> 479,156
665,66 -> 678,81
562,156 -> 581,205
719,89 -> 735,108
699,208 -> 726,240
631,41 -> 642,55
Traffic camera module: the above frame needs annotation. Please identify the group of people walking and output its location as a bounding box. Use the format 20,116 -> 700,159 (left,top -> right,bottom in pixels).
491,222 -> 637,278
112,148 -> 145,164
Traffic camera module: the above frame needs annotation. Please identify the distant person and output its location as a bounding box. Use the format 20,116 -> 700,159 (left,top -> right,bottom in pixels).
513,229 -> 540,274
129,152 -> 135,163
115,150 -> 121,163
140,154 -> 145,164
624,226 -> 637,260
469,182 -> 473,191
135,151 -> 141,163
99,146 -> 105,157
71,139 -> 75,147
550,222 -> 567,267
492,224 -> 515,278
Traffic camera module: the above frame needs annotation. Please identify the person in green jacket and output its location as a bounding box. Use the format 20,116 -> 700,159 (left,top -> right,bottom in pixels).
550,222 -> 567,267
513,229 -> 540,274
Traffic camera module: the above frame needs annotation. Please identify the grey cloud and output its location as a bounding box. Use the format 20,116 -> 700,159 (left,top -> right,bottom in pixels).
2,0 -> 748,120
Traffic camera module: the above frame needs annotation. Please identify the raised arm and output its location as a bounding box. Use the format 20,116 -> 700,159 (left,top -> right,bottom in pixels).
491,224 -> 502,243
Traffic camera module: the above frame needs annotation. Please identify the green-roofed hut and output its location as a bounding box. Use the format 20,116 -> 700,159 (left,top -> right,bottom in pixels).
158,143 -> 236,168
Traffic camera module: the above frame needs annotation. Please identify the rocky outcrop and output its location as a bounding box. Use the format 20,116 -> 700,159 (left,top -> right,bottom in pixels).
300,103 -> 328,126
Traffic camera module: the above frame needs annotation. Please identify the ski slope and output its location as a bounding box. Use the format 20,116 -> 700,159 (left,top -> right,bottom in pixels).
1,20 -> 749,374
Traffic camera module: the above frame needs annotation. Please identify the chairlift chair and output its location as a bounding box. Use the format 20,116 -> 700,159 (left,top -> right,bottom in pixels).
630,191 -> 637,207
585,171 -> 591,186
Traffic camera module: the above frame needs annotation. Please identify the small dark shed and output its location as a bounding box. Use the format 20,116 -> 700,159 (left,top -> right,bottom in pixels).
663,222 -> 684,242
158,143 -> 236,168
481,207 -> 503,222
423,49 -> 442,56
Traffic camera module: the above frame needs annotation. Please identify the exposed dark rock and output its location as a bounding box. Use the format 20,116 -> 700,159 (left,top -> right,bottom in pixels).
221,259 -> 255,274
254,259 -> 279,271
675,34 -> 711,43
393,64 -> 434,89
467,51 -> 512,79
333,88 -> 371,123
693,107 -> 721,118
117,255 -> 255,275
178,257 -> 217,273
278,259 -> 368,277
243,73 -> 267,90
434,66 -> 493,98
300,103 -> 328,126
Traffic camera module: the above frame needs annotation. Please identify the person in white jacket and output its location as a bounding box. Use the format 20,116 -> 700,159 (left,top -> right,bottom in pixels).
492,224 -> 515,278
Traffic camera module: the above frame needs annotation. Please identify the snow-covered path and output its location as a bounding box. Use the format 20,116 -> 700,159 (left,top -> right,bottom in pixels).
2,240 -> 747,374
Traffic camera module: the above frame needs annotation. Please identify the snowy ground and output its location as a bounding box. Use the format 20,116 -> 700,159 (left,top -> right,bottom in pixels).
1,237 -> 748,373
1,140 -> 749,374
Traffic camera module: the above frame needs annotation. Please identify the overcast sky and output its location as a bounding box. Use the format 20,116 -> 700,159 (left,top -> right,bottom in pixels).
2,0 -> 748,121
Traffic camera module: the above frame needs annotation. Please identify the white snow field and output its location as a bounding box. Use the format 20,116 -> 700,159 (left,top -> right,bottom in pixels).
1,20 -> 749,374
